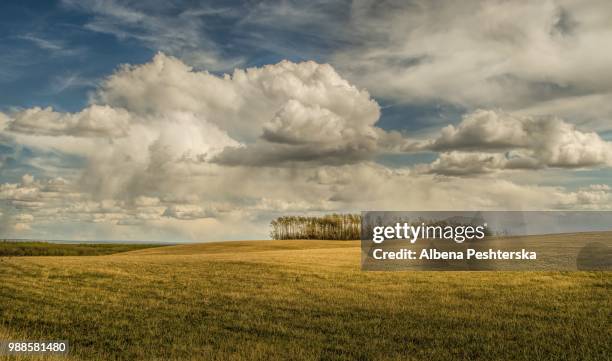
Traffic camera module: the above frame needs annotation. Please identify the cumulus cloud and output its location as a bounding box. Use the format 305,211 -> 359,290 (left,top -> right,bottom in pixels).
262,100 -> 365,145
212,96 -> 388,166
162,204 -> 215,220
95,53 -> 380,141
23,53 -> 383,176
557,184 -> 612,210
1,179 -> 44,205
0,175 -> 166,231
14,213 -> 34,222
1,164 -> 611,240
1,53 -> 611,241
6,105 -> 131,137
426,110 -> 531,151
10,213 -> 34,232
13,223 -> 31,232
419,110 -> 612,174
0,175 -> 79,213
0,113 -> 8,131
422,152 -> 509,176
133,196 -> 160,207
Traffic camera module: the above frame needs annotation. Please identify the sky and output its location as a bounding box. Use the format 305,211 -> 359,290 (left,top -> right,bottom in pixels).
1,0 -> 612,242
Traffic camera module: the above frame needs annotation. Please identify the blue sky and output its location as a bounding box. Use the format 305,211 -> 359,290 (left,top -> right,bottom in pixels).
1,0 -> 612,241
0,0 -> 462,131
0,1 -> 153,112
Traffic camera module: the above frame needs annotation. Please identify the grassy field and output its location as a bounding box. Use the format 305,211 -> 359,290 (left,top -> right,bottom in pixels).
0,239 -> 610,360
0,241 -> 164,257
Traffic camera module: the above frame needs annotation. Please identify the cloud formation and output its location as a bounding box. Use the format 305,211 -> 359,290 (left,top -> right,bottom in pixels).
7,105 -> 131,137
89,53 -> 386,168
333,0 -> 612,113
0,54 -> 393,239
419,110 -> 612,174
1,53 -> 611,241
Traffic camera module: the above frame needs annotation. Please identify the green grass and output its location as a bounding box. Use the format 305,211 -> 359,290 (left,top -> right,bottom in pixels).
0,241 -> 164,257
0,239 -> 610,361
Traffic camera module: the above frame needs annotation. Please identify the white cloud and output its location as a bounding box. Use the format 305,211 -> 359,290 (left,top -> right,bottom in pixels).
18,34 -> 64,51
67,53 -> 385,170
419,110 -> 612,173
1,162 -> 611,240
426,110 -> 531,151
16,34 -> 83,57
10,212 -> 34,232
13,223 -> 31,232
423,152 -> 509,176
0,182 -> 40,203
262,100 -> 361,145
588,184 -> 611,191
0,113 -> 8,131
14,213 -> 34,223
209,1 -> 612,136
6,105 -> 131,137
162,204 -> 215,220
134,196 -> 160,207
332,0 -> 612,113
21,174 -> 34,185
96,53 -> 380,140
1,53 -> 612,241
557,185 -> 612,209
517,92 -> 612,133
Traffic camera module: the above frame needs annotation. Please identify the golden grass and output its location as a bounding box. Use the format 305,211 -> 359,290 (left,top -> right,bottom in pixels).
0,239 -> 610,360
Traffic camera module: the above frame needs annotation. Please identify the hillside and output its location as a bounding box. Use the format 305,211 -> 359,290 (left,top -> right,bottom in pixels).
121,239 -> 358,256
0,237 -> 610,361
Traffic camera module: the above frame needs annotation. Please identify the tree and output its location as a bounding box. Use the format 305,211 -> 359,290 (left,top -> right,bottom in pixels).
269,214 -> 361,240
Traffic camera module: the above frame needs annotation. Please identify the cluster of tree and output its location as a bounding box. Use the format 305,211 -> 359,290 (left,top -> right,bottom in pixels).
270,214 -> 361,240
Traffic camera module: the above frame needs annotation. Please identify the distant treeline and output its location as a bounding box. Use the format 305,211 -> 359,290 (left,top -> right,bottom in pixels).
0,241 -> 163,257
270,214 -> 361,240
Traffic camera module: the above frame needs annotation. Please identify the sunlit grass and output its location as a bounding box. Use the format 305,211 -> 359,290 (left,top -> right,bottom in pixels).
0,240 -> 610,360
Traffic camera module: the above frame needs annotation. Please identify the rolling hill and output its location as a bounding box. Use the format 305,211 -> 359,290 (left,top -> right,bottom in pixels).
0,238 -> 610,360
